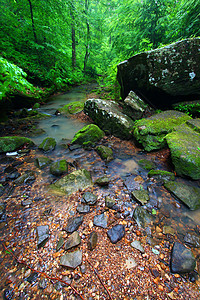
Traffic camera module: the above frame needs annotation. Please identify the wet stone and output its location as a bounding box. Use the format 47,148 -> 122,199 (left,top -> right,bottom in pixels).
14,170 -> 36,185
132,190 -> 150,205
184,233 -> 200,248
138,159 -> 156,170
35,156 -> 53,169
82,192 -> 97,205
76,203 -> 90,214
21,199 -> 32,206
65,231 -> 81,250
50,159 -> 68,176
170,242 -> 196,274
56,236 -> 65,251
65,216 -> 83,233
26,272 -> 38,283
38,137 -> 56,152
133,206 -> 154,228
95,175 -> 110,186
107,224 -> 125,244
88,231 -> 98,250
131,240 -> 145,253
36,225 -> 49,248
60,250 -> 82,269
105,196 -> 116,208
93,213 -> 108,228
38,278 -> 47,289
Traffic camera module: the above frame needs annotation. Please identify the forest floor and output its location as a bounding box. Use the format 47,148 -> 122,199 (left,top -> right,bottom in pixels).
0,86 -> 200,300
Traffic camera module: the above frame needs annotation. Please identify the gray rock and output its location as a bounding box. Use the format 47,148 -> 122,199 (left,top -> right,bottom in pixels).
133,206 -> 154,228
107,224 -> 125,244
123,90 -> 149,120
65,231 -> 81,250
56,236 -> 65,251
164,181 -> 200,210
84,99 -> 134,139
82,192 -> 97,205
38,137 -> 56,152
21,199 -> 32,206
76,203 -> 90,214
132,190 -> 150,205
88,231 -> 98,250
117,38 -> 200,109
93,213 -> 108,228
36,225 -> 49,248
148,170 -> 175,183
50,169 -> 93,196
105,196 -> 116,208
60,250 -> 82,269
65,216 -> 83,233
39,278 -> 47,289
35,156 -> 53,169
14,170 -> 36,185
96,145 -> 114,162
184,233 -> 200,248
131,240 -> 145,253
170,242 -> 196,274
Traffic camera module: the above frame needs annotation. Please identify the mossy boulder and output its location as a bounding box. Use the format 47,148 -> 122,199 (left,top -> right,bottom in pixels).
35,156 -> 53,169
59,101 -> 84,115
133,110 -> 191,151
0,136 -> 34,153
164,181 -> 200,210
71,124 -> 105,147
50,160 -> 68,176
38,137 -> 56,152
84,99 -> 134,139
50,169 -> 93,196
132,190 -> 150,205
96,145 -> 113,162
166,119 -> 200,179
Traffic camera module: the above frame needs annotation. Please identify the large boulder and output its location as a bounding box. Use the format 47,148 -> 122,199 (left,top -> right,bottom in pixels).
71,124 -> 105,147
133,110 -> 191,151
84,99 -> 134,139
50,169 -> 93,196
117,38 -> 200,108
166,119 -> 200,179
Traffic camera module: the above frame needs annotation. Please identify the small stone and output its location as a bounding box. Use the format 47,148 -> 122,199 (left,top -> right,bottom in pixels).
105,196 -> 116,208
107,224 -> 125,244
184,232 -> 200,248
65,231 -> 81,250
132,190 -> 150,205
88,231 -> 98,250
65,216 -> 83,233
125,257 -> 137,269
39,278 -> 47,289
60,250 -> 82,269
163,226 -> 175,235
38,137 -> 56,152
35,156 -> 53,169
131,240 -> 145,253
50,160 -> 68,176
96,145 -> 114,162
21,199 -> 32,206
76,204 -> 90,214
56,236 -> 65,251
95,176 -> 110,186
36,225 -> 49,248
93,213 -> 108,228
80,264 -> 86,274
26,272 -> 38,283
170,242 -> 196,274
82,192 -> 97,205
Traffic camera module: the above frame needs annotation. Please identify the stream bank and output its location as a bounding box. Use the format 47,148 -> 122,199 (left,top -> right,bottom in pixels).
0,84 -> 200,300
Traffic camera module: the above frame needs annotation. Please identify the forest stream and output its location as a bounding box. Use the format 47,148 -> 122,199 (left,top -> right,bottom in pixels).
0,84 -> 200,300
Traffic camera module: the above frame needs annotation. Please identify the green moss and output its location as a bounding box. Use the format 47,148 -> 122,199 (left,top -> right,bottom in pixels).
138,159 -> 156,170
96,145 -> 114,162
0,136 -> 34,153
59,101 -> 84,115
71,124 -> 105,146
148,170 -> 175,181
50,160 -> 68,176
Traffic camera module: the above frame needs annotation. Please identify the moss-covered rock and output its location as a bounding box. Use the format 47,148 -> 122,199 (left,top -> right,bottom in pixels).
38,137 -> 56,152
166,119 -> 200,179
148,170 -> 175,182
138,159 -> 156,170
50,169 -> 93,196
132,190 -> 150,205
71,124 -> 105,147
84,99 -> 134,139
133,110 -> 191,151
164,181 -> 200,210
35,156 -> 53,169
0,136 -> 34,153
96,145 -> 113,162
50,160 -> 68,176
59,101 -> 84,115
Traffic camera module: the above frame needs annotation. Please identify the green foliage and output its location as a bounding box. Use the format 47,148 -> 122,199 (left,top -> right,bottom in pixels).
173,102 -> 200,117
0,56 -> 41,100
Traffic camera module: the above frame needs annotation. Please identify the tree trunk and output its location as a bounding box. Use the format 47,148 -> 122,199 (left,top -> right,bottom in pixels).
27,0 -> 38,43
70,5 -> 76,70
83,0 -> 90,72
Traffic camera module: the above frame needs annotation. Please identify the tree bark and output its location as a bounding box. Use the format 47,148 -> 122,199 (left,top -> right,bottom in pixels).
27,0 -> 38,43
83,0 -> 90,72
